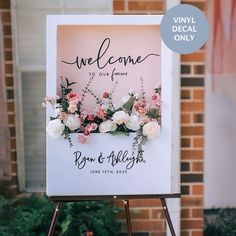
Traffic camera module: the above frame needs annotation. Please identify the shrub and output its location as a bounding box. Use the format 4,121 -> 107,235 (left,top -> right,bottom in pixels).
0,195 -> 121,236
204,208 -> 236,236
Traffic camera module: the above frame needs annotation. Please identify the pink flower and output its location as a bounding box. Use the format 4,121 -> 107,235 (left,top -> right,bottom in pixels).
103,92 -> 110,98
84,123 -> 98,135
151,94 -> 161,106
78,134 -> 89,144
87,114 -> 95,121
95,107 -> 106,120
134,101 -> 148,116
80,109 -> 88,120
66,93 -> 81,104
68,103 -> 78,113
44,95 -> 59,105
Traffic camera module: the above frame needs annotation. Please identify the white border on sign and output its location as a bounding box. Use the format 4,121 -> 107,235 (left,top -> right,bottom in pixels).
46,15 -> 176,195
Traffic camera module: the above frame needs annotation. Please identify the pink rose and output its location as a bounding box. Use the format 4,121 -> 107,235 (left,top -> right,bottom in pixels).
134,101 -> 148,116
103,92 -> 110,98
66,93 -> 81,104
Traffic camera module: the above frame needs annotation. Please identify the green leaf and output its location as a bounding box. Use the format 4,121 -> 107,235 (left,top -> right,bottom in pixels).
65,77 -> 69,87
65,88 -> 72,95
68,82 -> 77,86
122,97 -> 136,111
109,131 -> 129,136
62,99 -> 69,111
147,108 -> 158,119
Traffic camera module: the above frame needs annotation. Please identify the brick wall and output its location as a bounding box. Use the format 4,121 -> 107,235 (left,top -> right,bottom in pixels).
0,0 -> 18,194
113,0 -> 206,236
180,0 -> 205,234
114,0 -> 165,14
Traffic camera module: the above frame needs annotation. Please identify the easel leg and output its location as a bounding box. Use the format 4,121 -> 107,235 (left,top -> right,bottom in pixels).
123,200 -> 132,236
48,201 -> 63,236
160,198 -> 176,236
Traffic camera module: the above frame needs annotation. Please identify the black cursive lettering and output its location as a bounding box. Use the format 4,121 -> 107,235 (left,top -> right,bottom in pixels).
74,151 -> 95,169
61,38 -> 159,70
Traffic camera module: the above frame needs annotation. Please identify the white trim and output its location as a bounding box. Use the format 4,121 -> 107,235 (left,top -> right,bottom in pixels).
46,15 -> 176,196
11,0 -> 26,191
165,1 -> 181,236
47,14 -> 163,25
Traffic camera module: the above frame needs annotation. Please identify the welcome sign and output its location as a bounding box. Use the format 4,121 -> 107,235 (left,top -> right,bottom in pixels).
46,15 -> 174,197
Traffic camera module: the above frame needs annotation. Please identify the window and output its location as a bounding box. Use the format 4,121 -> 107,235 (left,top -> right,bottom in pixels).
12,0 -> 112,191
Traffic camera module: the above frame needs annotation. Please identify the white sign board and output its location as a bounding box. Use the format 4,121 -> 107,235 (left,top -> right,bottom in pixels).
46,15 -> 175,198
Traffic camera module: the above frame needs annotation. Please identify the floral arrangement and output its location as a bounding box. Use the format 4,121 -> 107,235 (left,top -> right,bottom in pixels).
44,77 -> 161,156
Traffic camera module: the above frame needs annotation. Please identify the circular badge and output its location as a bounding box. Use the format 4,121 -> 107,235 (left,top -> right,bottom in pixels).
160,4 -> 209,54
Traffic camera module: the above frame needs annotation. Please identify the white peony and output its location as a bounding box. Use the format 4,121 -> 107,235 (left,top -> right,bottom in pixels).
126,115 -> 140,131
63,114 -> 81,131
99,120 -> 117,133
46,119 -> 65,138
142,122 -> 161,139
112,110 -> 129,125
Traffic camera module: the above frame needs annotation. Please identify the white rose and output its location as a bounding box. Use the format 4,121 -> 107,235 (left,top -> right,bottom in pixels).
99,120 -> 117,133
121,95 -> 131,104
112,110 -> 129,125
63,114 -> 81,131
46,119 -> 65,138
126,115 -> 140,131
142,122 -> 161,139
54,104 -> 63,117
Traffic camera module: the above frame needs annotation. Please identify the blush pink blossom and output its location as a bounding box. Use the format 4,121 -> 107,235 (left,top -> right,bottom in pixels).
151,94 -> 161,106
68,103 -> 78,113
84,123 -> 98,135
80,109 -> 88,120
78,134 -> 89,144
134,101 -> 148,116
87,114 -> 95,121
44,95 -> 59,105
95,107 -> 106,120
103,92 -> 110,98
66,93 -> 81,104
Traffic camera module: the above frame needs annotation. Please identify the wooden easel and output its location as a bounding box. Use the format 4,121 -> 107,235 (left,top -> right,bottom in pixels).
47,193 -> 180,236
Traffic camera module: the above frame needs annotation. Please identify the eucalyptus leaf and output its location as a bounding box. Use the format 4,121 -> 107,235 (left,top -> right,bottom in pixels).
147,108 -> 158,119
109,131 -> 129,136
122,97 -> 136,111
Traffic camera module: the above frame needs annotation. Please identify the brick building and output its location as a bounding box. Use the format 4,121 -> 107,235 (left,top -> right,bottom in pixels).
0,0 -> 206,235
